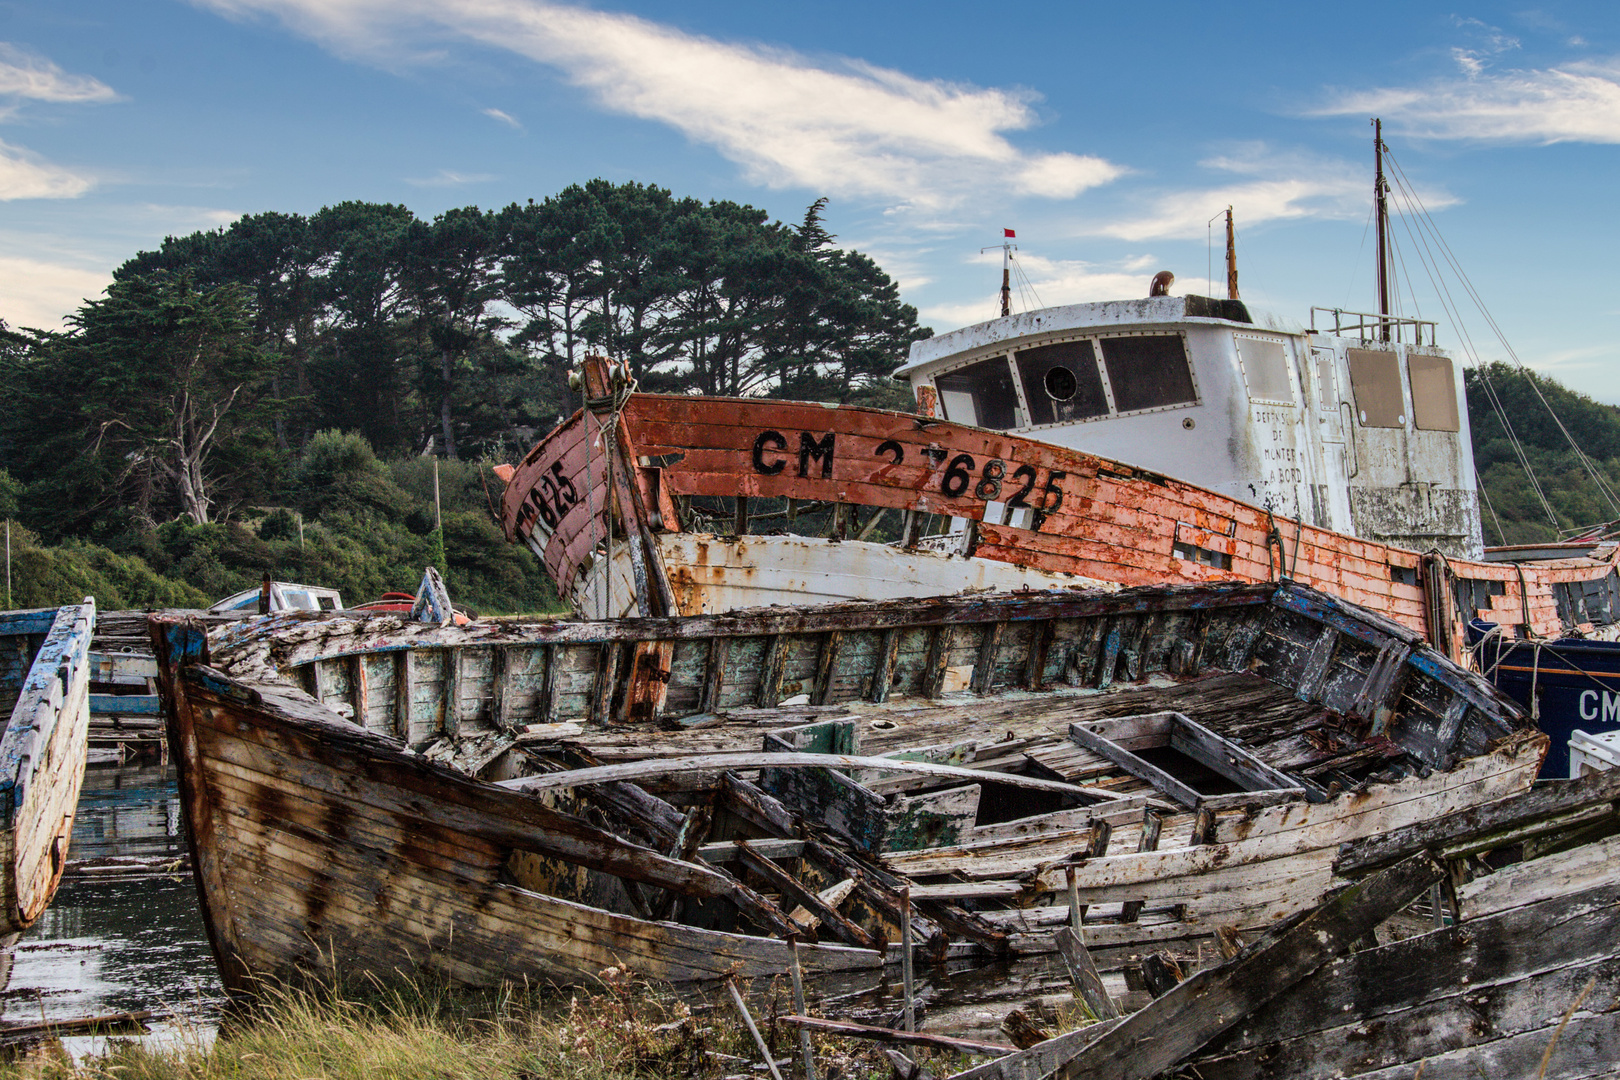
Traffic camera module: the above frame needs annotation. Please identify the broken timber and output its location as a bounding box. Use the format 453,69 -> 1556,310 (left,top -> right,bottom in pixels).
162,578 -> 1536,1000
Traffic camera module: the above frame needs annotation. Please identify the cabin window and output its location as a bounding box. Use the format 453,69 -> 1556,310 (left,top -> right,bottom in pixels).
1015,340 -> 1108,425
1407,353 -> 1460,432
1237,336 -> 1295,404
1346,349 -> 1406,427
1099,334 -> 1197,413
935,356 -> 1021,430
1314,353 -> 1338,412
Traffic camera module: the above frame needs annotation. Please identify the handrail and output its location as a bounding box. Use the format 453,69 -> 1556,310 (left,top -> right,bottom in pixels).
1309,307 -> 1438,347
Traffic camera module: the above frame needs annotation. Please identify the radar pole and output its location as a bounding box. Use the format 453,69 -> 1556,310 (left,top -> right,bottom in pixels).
982,230 -> 1018,318
1373,118 -> 1391,342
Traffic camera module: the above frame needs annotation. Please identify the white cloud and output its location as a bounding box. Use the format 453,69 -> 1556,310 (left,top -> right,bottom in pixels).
1316,54 -> 1620,144
0,138 -> 92,199
482,106 -> 521,128
192,0 -> 1124,208
923,251 -> 1213,330
130,204 -> 241,230
406,168 -> 496,186
0,43 -> 119,103
1082,145 -> 1453,242
0,255 -> 109,330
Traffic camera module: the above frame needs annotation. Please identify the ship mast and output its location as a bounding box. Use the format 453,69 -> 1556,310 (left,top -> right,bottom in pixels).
1000,239 -> 1012,317
983,231 -> 1018,317
1374,118 -> 1391,342
1224,206 -> 1239,300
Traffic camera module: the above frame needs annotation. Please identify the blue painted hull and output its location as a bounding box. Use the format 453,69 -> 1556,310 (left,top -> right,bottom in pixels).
1480,636 -> 1620,778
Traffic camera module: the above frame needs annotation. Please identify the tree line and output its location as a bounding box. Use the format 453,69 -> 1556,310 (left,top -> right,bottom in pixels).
0,182 -> 928,613
1465,362 -> 1620,544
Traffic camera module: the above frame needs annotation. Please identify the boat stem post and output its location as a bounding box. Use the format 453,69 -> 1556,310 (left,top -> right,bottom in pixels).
727,977 -> 785,1080
901,884 -> 916,1033
786,935 -> 818,1080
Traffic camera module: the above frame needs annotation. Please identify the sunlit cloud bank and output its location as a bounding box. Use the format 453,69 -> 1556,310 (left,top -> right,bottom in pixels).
1316,52 -> 1620,144
0,44 -> 112,199
0,138 -> 92,199
1082,145 -> 1422,242
406,168 -> 498,187
0,43 -> 119,103
0,255 -> 111,330
193,0 -> 1124,210
924,250 -> 1215,329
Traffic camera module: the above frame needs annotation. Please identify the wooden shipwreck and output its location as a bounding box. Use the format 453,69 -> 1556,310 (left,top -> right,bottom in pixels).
0,601 -> 94,940
916,769 -> 1620,1080
498,358 -> 1620,672
151,579 -> 1542,996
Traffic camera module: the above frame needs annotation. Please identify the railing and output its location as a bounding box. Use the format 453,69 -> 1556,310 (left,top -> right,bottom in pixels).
1309,307 -> 1438,347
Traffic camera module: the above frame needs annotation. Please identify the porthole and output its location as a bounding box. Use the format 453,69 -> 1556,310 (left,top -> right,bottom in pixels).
1044,366 -> 1078,401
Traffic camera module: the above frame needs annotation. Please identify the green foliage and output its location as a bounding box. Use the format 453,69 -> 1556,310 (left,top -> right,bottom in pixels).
0,468 -> 19,518
0,184 -> 923,615
1466,362 -> 1620,543
293,429 -> 414,520
0,524 -> 207,609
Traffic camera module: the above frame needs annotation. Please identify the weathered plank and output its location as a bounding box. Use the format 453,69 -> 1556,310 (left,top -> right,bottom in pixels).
1054,926 -> 1119,1020
1334,765 -> 1620,875
779,1015 -> 1015,1056
1048,852 -> 1445,1080
498,752 -> 1119,800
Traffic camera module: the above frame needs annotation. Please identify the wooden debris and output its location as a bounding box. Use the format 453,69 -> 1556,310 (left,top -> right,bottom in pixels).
1000,1008 -> 1052,1049
0,1009 -> 154,1041
1214,924 -> 1245,960
1334,767 -> 1620,876
1139,952 -> 1183,998
727,979 -> 785,1080
1053,927 -> 1119,1020
785,937 -> 817,1080
1045,851 -> 1445,1080
778,1015 -> 1016,1056
163,576 -> 1541,1006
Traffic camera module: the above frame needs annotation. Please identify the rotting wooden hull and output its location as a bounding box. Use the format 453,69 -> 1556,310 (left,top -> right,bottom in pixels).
152,626 -> 887,995
0,602 -> 94,937
1174,779 -> 1620,1080
956,772 -> 1620,1080
164,580 -> 1547,995
498,379 -> 1620,660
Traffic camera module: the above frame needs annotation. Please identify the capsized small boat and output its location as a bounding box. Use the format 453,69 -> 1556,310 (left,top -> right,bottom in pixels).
153,579 -> 1539,997
0,600 -> 94,939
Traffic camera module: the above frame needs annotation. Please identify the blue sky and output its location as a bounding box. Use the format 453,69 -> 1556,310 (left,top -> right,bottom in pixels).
3,2 -> 1620,400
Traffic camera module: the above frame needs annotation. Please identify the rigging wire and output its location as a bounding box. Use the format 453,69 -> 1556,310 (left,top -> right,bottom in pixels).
1383,148 -> 1620,518
1477,480 -> 1507,545
1383,170 -> 1562,526
1010,252 -> 1045,312
1345,202 -> 1376,311
1386,167 -> 1620,519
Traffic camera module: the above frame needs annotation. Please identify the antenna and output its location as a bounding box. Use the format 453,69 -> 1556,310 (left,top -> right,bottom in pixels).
981,230 -> 1017,318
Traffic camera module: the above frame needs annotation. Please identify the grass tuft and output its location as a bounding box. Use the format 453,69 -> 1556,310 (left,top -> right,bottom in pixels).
0,970 -> 902,1080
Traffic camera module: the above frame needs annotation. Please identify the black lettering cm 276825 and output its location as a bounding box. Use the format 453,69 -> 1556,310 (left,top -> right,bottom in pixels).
751,430 -> 1067,517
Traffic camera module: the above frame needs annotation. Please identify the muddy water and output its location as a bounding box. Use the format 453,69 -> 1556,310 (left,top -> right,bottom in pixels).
10,765 -> 222,1052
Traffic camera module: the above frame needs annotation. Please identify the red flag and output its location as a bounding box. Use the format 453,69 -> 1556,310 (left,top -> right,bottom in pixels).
1003,228 -> 1016,238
